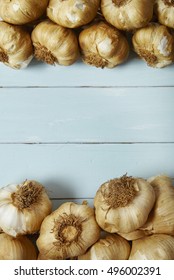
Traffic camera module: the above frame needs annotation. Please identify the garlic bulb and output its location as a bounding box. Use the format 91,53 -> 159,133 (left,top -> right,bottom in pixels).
79,21 -> 129,68
0,233 -> 37,260
140,175 -> 174,235
78,233 -> 131,260
132,23 -> 174,68
0,22 -> 33,69
31,20 -> 79,66
101,0 -> 154,31
155,0 -> 174,29
0,180 -> 52,237
37,202 -> 100,260
129,234 -> 174,260
94,175 -> 155,233
47,0 -> 100,28
0,0 -> 49,25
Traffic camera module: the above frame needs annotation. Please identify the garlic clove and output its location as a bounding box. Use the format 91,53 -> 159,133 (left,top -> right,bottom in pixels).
94,175 -> 155,233
47,0 -> 100,28
79,21 -> 129,68
0,233 -> 37,260
0,180 -> 52,237
36,202 -> 100,260
78,233 -> 131,260
132,23 -> 174,68
129,234 -> 174,260
101,0 -> 154,31
31,20 -> 79,66
0,0 -> 49,25
0,21 -> 33,69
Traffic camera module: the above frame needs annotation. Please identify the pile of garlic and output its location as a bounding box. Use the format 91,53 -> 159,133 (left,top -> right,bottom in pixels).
0,0 -> 174,69
0,174 -> 174,260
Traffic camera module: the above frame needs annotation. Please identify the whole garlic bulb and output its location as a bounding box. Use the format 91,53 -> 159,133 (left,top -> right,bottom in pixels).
79,21 -> 129,68
47,0 -> 100,28
78,233 -> 131,260
0,0 -> 49,25
129,234 -> 174,260
132,23 -> 174,68
0,180 -> 52,237
140,175 -> 174,235
94,175 -> 155,233
37,202 -> 100,260
101,0 -> 154,31
0,233 -> 37,260
0,22 -> 33,69
155,0 -> 174,29
31,20 -> 79,66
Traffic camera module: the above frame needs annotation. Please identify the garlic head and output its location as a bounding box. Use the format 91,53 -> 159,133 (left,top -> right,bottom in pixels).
78,233 -> 131,260
101,0 -> 154,31
132,23 -> 174,68
47,0 -> 100,28
0,22 -> 33,69
155,0 -> 174,29
94,175 -> 155,233
31,20 -> 79,66
129,234 -> 174,260
140,175 -> 174,235
36,202 -> 100,259
0,0 -> 49,25
0,233 -> 37,260
79,21 -> 129,68
0,180 -> 52,237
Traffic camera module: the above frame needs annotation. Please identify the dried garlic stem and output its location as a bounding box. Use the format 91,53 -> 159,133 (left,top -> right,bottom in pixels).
112,0 -> 131,7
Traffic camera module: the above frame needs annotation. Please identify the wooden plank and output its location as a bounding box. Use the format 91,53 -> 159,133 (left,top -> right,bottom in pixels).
0,87 -> 174,143
0,143 -> 173,198
0,57 -> 174,87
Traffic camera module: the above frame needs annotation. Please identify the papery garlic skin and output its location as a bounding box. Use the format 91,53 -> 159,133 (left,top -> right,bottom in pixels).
0,180 -> 52,237
79,21 -> 129,68
101,0 -> 154,31
47,0 -> 100,28
155,0 -> 174,29
37,202 -> 100,260
132,23 -> 174,68
0,0 -> 49,25
0,22 -> 33,69
78,233 -> 130,260
129,234 -> 174,260
94,175 -> 155,233
0,233 -> 37,260
31,20 -> 79,66
140,175 -> 174,235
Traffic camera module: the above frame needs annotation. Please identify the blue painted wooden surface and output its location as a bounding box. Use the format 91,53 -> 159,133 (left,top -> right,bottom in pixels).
0,59 -> 174,208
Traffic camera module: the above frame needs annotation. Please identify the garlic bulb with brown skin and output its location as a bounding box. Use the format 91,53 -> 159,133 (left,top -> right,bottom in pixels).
94,175 -> 155,233
101,0 -> 154,31
0,233 -> 37,260
79,21 -> 129,68
0,22 -> 33,69
132,23 -> 174,68
140,175 -> 174,235
36,202 -> 100,260
155,0 -> 174,29
31,20 -> 79,66
0,0 -> 49,25
78,233 -> 131,260
47,0 -> 100,28
0,180 -> 52,237
129,234 -> 174,260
